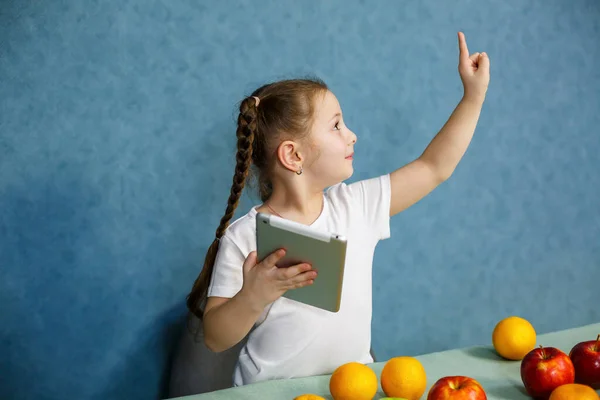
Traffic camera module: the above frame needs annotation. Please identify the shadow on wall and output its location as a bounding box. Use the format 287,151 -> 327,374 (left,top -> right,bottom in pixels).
167,313 -> 248,398
97,303 -> 186,400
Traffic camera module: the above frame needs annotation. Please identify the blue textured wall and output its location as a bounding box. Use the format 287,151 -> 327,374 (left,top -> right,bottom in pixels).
1,1 -> 599,399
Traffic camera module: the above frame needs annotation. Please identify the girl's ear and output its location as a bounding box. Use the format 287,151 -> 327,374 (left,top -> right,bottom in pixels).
276,140 -> 303,173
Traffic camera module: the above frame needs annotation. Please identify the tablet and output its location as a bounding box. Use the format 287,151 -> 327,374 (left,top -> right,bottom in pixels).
255,212 -> 347,313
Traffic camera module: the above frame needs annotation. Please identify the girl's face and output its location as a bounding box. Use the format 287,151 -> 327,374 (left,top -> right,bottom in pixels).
305,90 -> 357,188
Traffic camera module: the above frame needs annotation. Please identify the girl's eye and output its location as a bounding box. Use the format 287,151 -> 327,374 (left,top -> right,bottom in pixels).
334,122 -> 341,130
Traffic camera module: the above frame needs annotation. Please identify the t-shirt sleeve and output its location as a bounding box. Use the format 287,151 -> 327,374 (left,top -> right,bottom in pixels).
346,173 -> 392,241
207,234 -> 245,298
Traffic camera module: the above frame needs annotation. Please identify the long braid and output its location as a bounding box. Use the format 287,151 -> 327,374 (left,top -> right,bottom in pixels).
215,100 -> 257,238
186,97 -> 259,320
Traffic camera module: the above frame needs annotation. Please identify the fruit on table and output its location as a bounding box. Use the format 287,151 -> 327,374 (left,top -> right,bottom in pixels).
380,356 -> 427,400
294,395 -> 326,400
520,345 -> 575,399
426,376 -> 487,399
569,334 -> 600,389
329,362 -> 378,400
492,316 -> 537,360
548,383 -> 600,400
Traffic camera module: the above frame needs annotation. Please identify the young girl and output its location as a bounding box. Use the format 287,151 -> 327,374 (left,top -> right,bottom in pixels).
186,32 -> 490,386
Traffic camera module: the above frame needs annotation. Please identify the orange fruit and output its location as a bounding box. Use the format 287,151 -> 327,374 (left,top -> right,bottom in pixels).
329,362 -> 378,400
549,383 -> 599,400
380,356 -> 427,400
294,395 -> 326,400
492,316 -> 537,360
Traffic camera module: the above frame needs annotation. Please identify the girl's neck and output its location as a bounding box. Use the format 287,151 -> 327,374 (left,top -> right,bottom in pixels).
260,184 -> 325,226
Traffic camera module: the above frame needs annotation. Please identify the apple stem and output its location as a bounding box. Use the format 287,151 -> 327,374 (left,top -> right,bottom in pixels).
595,334 -> 600,352
539,344 -> 546,359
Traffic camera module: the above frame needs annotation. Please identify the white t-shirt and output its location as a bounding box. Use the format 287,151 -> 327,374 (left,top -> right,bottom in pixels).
207,174 -> 392,386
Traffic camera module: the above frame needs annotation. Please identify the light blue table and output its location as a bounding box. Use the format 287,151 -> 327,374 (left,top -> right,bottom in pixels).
173,323 -> 600,400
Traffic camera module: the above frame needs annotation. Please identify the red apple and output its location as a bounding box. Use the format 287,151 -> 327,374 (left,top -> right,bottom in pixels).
427,376 -> 487,400
569,334 -> 600,389
520,345 -> 575,399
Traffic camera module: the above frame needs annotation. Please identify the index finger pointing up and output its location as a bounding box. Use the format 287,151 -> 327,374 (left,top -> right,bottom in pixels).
458,32 -> 469,60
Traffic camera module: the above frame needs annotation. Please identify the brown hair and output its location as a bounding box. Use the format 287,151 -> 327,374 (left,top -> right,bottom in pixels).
186,78 -> 328,320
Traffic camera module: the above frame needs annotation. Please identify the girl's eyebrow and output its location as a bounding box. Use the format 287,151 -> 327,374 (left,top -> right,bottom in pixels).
329,113 -> 341,122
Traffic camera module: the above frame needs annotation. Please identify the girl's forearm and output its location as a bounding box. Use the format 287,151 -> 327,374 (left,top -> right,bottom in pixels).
420,94 -> 485,179
202,291 -> 264,352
